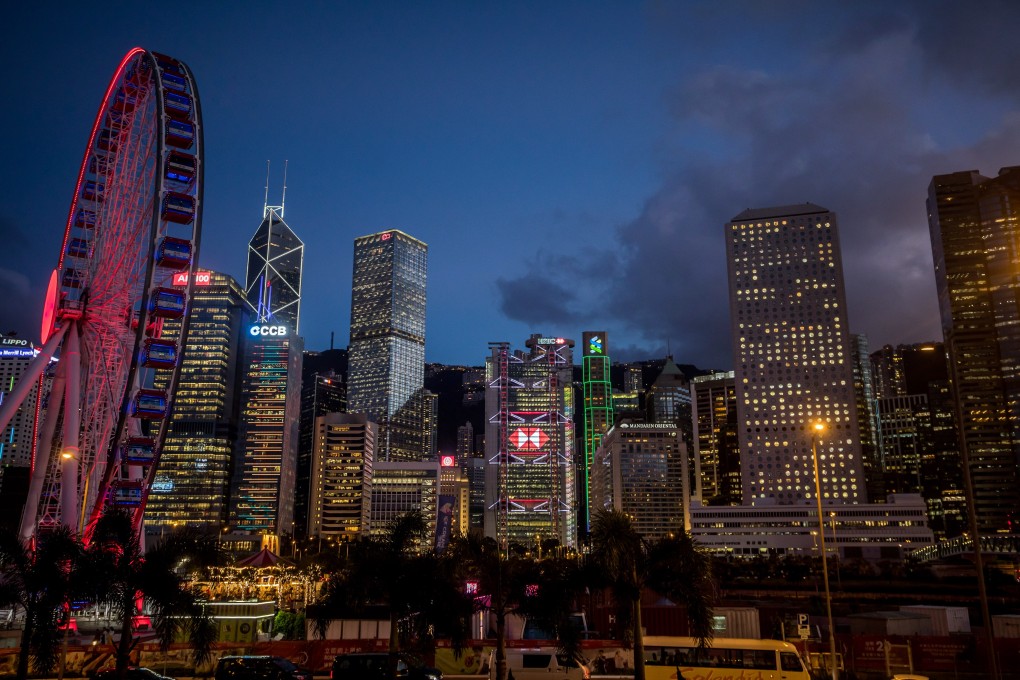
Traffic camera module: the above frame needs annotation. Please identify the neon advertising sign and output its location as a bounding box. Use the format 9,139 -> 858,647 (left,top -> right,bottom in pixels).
249,325 -> 288,337
171,271 -> 211,286
441,455 -> 456,467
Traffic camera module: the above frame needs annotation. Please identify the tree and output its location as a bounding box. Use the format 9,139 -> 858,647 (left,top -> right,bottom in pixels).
78,510 -> 217,680
589,509 -> 715,680
0,526 -> 81,680
314,512 -> 472,679
450,534 -> 538,680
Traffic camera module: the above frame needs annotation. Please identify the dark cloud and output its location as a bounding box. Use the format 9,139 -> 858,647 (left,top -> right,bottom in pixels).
496,271 -> 582,326
495,9 -> 1020,367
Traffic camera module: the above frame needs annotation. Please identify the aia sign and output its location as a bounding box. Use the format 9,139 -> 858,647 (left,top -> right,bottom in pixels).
172,271 -> 211,286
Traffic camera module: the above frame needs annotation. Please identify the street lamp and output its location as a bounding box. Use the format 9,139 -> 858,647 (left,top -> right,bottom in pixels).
810,422 -> 838,680
830,511 -> 841,591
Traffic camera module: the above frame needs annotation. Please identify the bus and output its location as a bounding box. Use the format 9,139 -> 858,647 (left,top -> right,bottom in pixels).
641,636 -> 811,680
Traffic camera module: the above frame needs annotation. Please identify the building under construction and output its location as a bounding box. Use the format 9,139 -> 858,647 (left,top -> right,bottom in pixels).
484,335 -> 577,550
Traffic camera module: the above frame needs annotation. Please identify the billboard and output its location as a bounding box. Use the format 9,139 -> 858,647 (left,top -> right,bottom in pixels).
435,495 -> 456,553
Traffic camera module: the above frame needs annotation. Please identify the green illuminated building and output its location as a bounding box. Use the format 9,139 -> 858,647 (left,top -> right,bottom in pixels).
581,331 -> 613,531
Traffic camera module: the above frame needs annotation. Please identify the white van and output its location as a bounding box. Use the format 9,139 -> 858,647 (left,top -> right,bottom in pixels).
487,647 -> 589,680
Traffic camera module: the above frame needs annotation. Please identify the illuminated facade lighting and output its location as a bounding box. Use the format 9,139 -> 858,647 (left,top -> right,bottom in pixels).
581,331 -> 613,531
726,204 -> 865,505
244,208 -> 303,333
485,335 -> 577,549
347,230 -> 431,461
231,325 -> 303,536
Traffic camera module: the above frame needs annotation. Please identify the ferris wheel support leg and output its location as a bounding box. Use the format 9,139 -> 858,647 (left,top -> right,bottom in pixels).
0,324 -> 68,436
18,348 -> 68,542
59,323 -> 82,532
18,350 -> 67,542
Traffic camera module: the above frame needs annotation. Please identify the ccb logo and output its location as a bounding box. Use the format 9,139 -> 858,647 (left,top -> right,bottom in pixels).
249,325 -> 288,337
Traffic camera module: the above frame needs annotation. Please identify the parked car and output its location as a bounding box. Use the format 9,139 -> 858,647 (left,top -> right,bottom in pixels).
215,656 -> 313,680
331,653 -> 442,680
95,668 -> 174,680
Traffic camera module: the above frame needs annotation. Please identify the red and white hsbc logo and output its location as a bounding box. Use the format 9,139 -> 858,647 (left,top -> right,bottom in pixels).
510,427 -> 549,450
172,271 -> 211,286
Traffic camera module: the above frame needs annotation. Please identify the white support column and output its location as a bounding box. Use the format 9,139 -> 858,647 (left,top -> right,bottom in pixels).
0,324 -> 67,436
59,323 -> 82,532
18,351 -> 68,542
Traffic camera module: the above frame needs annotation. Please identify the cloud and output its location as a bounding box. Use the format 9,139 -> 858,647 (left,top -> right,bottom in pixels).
495,8 -> 1020,367
0,267 -> 36,336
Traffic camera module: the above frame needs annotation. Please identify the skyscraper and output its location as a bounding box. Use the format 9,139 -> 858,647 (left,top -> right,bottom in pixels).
726,204 -> 865,505
591,422 -> 688,539
245,207 -> 303,332
147,271 -> 247,532
347,230 -> 429,461
233,199 -> 306,538
0,336 -> 41,470
232,327 -> 303,536
691,371 -> 740,505
308,412 -> 373,539
849,334 -> 882,502
871,342 -> 964,538
0,335 -> 42,531
296,351 -> 347,538
581,331 -> 613,531
928,167 -> 1020,532
485,336 -> 577,549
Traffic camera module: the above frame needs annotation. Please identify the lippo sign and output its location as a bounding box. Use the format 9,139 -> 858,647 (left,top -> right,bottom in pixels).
171,271 -> 212,286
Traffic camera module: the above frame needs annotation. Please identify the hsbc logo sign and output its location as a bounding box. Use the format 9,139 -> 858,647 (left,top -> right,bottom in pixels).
249,325 -> 288,337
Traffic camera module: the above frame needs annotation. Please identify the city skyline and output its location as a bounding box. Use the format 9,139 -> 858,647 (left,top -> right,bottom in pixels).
4,4 -> 1020,368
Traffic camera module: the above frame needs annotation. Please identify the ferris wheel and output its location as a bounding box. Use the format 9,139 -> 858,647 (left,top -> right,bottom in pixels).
0,48 -> 203,542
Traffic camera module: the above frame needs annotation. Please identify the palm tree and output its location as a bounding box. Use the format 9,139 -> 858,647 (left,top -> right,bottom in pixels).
589,509 -> 715,680
0,526 -> 81,680
78,510 -> 217,680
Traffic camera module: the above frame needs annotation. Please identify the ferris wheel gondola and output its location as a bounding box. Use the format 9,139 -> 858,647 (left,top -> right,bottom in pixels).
0,48 -> 203,542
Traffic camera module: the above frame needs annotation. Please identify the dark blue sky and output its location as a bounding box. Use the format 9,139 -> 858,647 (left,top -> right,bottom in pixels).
4,1 -> 1020,367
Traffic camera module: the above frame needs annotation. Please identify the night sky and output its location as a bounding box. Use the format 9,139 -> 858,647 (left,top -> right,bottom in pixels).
3,2 -> 1020,368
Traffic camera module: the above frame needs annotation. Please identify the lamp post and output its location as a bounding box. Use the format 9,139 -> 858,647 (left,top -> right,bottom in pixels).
810,422 -> 838,680
830,511 -> 842,591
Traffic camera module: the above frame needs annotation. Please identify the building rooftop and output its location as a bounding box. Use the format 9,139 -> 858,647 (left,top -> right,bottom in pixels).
730,202 -> 829,221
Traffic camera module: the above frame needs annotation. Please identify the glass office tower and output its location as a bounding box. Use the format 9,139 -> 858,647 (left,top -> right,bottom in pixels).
148,272 -> 247,532
347,230 -> 429,461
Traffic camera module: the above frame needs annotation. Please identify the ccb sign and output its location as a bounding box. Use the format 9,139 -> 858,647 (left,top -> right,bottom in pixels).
249,325 -> 288,337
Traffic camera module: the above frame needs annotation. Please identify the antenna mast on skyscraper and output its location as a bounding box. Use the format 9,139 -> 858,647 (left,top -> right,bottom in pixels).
263,160 -> 271,218
264,160 -> 287,219
281,160 -> 288,219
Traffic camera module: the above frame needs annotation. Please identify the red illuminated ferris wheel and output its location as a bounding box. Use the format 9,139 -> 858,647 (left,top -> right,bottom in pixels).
0,48 -> 203,542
